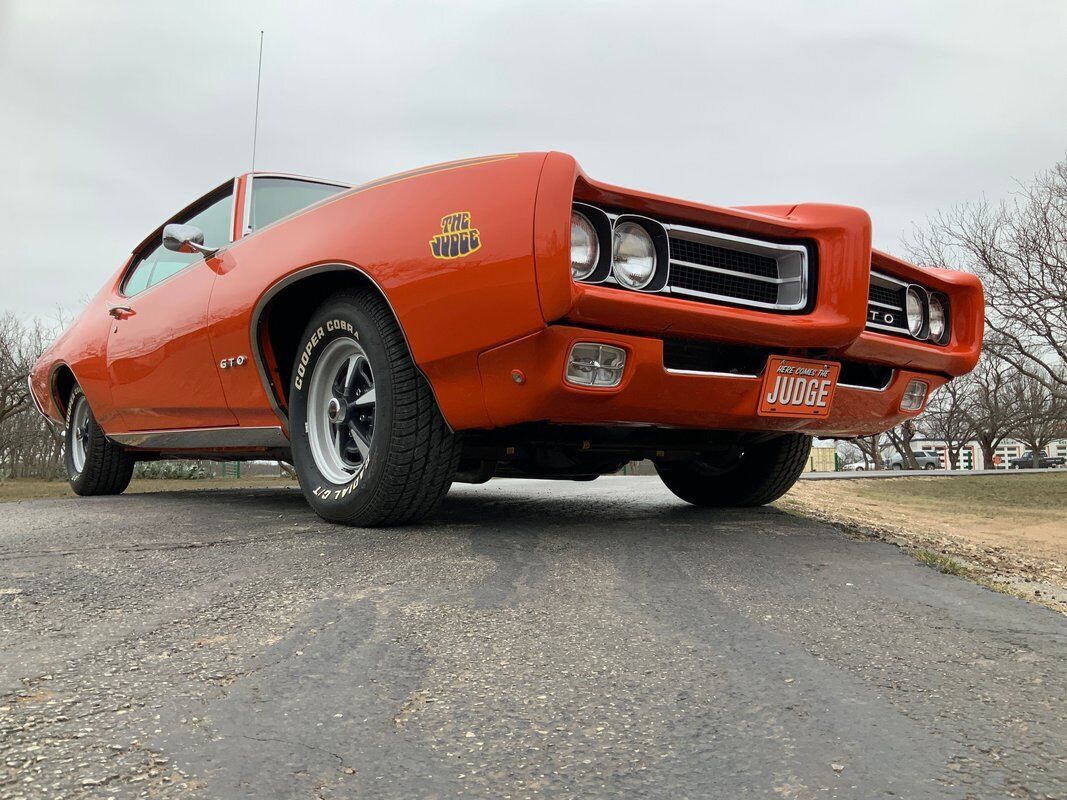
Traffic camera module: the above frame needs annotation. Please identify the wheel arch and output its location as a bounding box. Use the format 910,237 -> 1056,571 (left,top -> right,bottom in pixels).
50,362 -> 79,420
251,263 -> 449,430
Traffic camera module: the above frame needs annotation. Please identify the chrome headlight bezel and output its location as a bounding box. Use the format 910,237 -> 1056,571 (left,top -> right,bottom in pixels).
609,214 -> 670,292
611,221 -> 656,290
928,293 -> 949,344
905,285 -> 926,339
570,203 -> 613,283
570,211 -> 599,281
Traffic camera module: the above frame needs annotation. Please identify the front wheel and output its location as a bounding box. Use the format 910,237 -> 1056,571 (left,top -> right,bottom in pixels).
289,290 -> 461,526
655,433 -> 812,508
65,387 -> 135,496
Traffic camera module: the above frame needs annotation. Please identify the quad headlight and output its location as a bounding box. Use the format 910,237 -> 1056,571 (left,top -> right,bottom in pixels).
570,211 -> 599,281
611,222 -> 657,290
905,286 -> 924,337
928,294 -> 947,342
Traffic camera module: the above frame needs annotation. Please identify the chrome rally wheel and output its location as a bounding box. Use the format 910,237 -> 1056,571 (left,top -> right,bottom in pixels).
306,338 -> 377,484
69,393 -> 91,474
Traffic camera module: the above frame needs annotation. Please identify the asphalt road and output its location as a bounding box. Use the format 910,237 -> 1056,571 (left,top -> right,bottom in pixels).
1,478 -> 1064,800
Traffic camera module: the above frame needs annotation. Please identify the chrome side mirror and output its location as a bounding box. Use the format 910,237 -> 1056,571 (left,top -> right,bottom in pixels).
162,223 -> 219,258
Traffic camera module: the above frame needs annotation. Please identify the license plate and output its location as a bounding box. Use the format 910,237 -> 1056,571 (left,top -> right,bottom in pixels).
758,356 -> 841,418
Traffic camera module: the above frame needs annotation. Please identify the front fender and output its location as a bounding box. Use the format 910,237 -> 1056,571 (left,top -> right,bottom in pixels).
209,153 -> 552,430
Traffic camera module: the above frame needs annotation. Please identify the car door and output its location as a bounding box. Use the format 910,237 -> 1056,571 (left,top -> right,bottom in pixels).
106,182 -> 238,431
206,174 -> 348,426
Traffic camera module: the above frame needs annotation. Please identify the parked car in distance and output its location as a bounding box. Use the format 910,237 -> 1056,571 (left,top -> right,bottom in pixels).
886,451 -> 940,470
1008,452 -> 1066,469
29,152 -> 985,526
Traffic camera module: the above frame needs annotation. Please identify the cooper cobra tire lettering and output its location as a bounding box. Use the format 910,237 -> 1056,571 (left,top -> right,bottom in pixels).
295,323 -> 356,390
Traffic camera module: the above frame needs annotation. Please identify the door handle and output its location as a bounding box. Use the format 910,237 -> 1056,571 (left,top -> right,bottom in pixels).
108,305 -> 134,319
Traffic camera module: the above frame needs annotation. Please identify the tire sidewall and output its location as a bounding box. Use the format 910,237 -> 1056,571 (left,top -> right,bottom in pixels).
65,388 -> 88,487
289,298 -> 393,521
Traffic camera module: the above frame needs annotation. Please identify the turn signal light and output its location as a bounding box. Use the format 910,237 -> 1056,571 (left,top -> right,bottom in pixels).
900,379 -> 929,411
565,343 -> 626,388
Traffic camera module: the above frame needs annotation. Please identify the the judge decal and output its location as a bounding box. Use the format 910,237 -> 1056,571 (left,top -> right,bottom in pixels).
430,211 -> 482,260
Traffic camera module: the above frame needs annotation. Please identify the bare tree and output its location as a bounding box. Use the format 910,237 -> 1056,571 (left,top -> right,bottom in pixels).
1009,375 -> 1067,467
0,314 -> 35,427
966,355 -> 1020,469
885,419 -> 920,468
836,443 -> 864,468
0,313 -> 66,479
909,157 -> 1067,399
854,433 -> 888,470
920,376 -> 976,469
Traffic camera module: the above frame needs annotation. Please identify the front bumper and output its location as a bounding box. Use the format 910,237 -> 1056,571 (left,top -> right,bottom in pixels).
530,152 -> 983,373
477,325 -> 947,438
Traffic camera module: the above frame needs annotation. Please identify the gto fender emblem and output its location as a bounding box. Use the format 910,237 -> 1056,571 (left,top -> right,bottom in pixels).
868,309 -> 895,325
219,355 -> 248,369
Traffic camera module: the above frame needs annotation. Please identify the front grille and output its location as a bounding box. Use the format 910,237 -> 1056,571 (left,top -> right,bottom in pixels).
666,227 -> 808,311
866,272 -> 910,334
869,283 -> 904,308
668,263 -> 779,305
669,237 -> 780,279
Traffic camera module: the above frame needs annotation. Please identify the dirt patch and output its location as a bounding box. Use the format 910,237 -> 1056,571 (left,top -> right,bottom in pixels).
779,474 -> 1067,614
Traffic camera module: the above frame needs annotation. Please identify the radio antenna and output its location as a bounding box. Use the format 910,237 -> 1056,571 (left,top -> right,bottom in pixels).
251,30 -> 265,174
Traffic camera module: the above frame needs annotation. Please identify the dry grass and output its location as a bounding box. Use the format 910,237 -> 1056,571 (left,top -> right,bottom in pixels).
914,549 -> 972,576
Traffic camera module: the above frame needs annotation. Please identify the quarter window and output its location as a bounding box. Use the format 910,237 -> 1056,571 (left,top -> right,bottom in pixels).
123,187 -> 234,296
248,177 -> 346,232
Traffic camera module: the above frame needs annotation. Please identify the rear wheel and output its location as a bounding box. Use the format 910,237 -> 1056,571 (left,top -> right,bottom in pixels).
655,433 -> 812,508
65,387 -> 135,496
289,290 -> 461,526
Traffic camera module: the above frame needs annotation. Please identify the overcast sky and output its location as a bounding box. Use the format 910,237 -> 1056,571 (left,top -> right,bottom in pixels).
3,0 -> 1066,321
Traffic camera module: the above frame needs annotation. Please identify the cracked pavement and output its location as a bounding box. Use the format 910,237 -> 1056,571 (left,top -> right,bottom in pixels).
1,476 -> 1065,799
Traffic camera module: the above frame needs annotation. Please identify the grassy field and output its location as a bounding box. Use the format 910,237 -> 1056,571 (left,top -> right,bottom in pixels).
835,472 -> 1067,516
0,475 -> 298,503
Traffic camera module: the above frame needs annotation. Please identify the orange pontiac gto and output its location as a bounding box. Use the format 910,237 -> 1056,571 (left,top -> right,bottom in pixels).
30,153 -> 984,526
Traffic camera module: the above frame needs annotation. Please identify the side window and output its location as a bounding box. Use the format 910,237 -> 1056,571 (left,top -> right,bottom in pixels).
123,188 -> 233,296
248,178 -> 345,232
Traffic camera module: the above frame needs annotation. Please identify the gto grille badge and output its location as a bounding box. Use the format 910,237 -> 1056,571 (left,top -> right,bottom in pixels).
220,355 -> 248,369
868,308 -> 896,325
